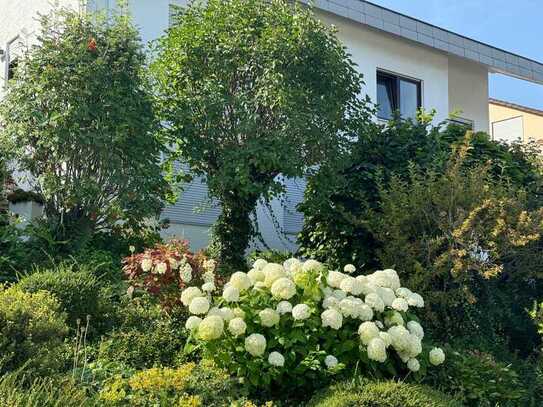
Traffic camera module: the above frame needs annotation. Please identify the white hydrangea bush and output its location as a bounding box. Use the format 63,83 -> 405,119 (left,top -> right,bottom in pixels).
182,258 -> 445,389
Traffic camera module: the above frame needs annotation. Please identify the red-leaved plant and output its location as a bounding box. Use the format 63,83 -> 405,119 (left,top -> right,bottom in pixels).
123,240 -> 217,308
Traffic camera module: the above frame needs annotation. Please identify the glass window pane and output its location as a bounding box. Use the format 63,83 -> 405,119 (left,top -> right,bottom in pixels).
399,80 -> 419,119
377,76 -> 395,119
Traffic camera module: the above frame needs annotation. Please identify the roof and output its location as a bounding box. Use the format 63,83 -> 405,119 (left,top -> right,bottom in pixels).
303,0 -> 543,85
489,98 -> 543,117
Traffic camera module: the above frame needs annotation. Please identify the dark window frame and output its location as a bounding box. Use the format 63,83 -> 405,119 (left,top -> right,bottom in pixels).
377,70 -> 422,120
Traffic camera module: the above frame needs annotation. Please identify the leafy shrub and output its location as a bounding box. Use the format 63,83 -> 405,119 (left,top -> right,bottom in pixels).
0,372 -> 92,407
425,346 -> 526,406
123,240 -> 217,308
97,297 -> 187,369
99,360 -> 241,406
185,258 -> 445,393
18,263 -> 106,331
300,119 -> 543,270
308,380 -> 462,407
0,285 -> 68,376
369,145 -> 543,346
0,6 -> 170,240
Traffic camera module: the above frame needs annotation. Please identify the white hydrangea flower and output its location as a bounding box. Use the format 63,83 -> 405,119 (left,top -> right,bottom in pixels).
359,282 -> 378,296
198,315 -> 224,340
339,298 -> 358,318
189,296 -> 210,315
268,351 -> 285,367
407,358 -> 420,372
283,258 -> 301,274
276,301 -> 293,315
247,268 -> 266,284
228,317 -> 247,336
322,296 -> 339,310
388,325 -> 411,353
180,263 -> 192,282
253,259 -> 268,271
202,282 -> 216,293
395,287 -> 413,299
358,321 -> 379,345
408,293 -> 425,308
302,259 -> 323,272
229,272 -> 252,291
356,303 -> 374,321
263,263 -> 286,287
233,307 -> 246,319
223,286 -> 240,302
207,307 -> 222,317
355,275 -> 368,284
407,320 -> 424,339
408,335 -> 422,357
379,331 -> 392,348
327,271 -> 347,288
385,311 -> 405,327
185,316 -> 202,331
377,287 -> 396,307
321,308 -> 343,330
333,289 -> 347,300
365,293 -> 385,313
367,337 -> 387,362
292,304 -> 311,320
155,262 -> 167,275
382,269 -> 401,290
392,298 -> 409,312
350,279 -> 364,296
259,308 -> 280,327
219,307 -> 235,322
141,258 -> 152,272
368,269 -> 400,290
343,264 -> 356,274
324,355 -> 338,369
339,277 -> 356,293
429,347 -> 445,366
245,333 -> 266,356
271,277 -> 296,300
181,287 -> 203,307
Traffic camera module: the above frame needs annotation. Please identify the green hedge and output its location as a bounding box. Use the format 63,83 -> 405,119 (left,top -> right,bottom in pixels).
18,265 -> 105,331
308,381 -> 462,407
0,285 -> 68,376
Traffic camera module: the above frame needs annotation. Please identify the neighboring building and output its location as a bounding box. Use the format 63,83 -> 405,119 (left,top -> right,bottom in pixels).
1,0 -> 543,250
489,98 -> 543,145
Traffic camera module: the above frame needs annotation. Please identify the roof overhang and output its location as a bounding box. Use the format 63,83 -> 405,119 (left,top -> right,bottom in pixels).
301,0 -> 543,85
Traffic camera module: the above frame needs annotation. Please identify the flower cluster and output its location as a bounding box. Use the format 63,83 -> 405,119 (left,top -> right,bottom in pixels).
123,240 -> 217,308
183,258 -> 444,389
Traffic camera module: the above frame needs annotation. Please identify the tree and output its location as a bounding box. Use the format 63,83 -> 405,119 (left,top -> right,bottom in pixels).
0,7 -> 170,241
152,0 -> 368,269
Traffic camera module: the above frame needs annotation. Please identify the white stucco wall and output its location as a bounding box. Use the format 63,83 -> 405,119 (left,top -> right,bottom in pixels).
0,0 -> 81,98
448,56 -> 490,132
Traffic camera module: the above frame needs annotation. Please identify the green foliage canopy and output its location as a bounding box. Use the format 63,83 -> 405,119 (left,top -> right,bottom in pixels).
152,0 -> 369,269
0,8 -> 170,238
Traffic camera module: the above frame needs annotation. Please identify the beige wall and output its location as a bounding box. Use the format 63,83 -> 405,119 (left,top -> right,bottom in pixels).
489,102 -> 543,143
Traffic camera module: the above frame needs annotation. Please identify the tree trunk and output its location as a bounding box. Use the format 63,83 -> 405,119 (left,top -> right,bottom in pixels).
210,193 -> 259,272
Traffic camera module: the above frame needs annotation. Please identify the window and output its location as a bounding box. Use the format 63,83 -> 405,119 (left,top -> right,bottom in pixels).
377,71 -> 421,120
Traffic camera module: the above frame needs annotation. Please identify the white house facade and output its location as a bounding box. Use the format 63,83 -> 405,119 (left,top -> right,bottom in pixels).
1,0 -> 542,250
